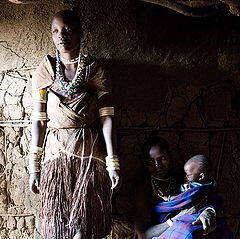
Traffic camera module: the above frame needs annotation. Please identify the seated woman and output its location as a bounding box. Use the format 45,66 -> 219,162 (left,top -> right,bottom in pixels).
150,154 -> 233,239
133,136 -> 231,239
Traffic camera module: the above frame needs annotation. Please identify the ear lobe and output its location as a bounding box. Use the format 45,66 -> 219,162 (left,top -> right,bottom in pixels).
199,173 -> 205,181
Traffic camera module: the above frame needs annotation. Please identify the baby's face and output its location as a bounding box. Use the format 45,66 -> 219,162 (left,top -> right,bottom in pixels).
184,161 -> 201,183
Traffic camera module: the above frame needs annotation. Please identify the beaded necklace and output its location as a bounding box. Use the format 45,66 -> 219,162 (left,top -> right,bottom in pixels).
55,50 -> 90,95
60,56 -> 79,64
151,175 -> 175,198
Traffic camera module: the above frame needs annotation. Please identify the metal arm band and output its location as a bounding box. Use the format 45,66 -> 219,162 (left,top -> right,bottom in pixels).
31,111 -> 48,121
97,90 -> 108,99
99,107 -> 114,117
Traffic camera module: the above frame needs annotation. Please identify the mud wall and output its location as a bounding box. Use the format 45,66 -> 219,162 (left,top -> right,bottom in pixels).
0,0 -> 240,238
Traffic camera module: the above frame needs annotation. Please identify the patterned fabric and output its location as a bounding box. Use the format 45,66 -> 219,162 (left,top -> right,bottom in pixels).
32,55 -> 114,239
154,184 -> 233,239
179,181 -> 215,193
156,184 -> 216,215
153,214 -> 233,239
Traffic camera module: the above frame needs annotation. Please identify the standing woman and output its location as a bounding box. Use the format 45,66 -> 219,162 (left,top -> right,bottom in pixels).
29,10 -> 120,239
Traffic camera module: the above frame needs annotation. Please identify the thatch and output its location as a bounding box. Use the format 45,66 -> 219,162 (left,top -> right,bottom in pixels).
139,0 -> 240,16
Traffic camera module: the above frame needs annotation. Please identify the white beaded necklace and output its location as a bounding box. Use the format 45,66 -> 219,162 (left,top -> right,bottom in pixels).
60,56 -> 79,64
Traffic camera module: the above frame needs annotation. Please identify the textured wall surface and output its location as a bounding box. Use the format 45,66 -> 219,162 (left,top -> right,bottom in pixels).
0,0 -> 240,238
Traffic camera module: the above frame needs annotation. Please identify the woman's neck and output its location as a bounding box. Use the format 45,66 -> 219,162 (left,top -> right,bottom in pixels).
60,52 -> 79,61
59,49 -> 80,66
59,47 -> 80,60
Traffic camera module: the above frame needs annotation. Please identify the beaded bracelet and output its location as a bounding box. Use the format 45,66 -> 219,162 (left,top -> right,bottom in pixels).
29,146 -> 43,173
105,155 -> 120,171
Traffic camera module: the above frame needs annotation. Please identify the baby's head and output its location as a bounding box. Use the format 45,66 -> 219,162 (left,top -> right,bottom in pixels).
184,154 -> 209,183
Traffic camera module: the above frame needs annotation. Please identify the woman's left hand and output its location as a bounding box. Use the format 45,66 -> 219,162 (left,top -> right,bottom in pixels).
108,170 -> 120,189
192,207 -> 216,235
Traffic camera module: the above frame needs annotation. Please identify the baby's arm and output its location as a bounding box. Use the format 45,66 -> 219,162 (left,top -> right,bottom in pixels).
162,195 -> 177,201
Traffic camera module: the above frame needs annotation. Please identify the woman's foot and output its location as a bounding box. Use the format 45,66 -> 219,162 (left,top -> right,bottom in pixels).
73,230 -> 83,239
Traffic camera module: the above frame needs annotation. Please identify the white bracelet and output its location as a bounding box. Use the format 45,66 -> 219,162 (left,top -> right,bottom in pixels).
167,219 -> 173,227
29,145 -> 44,173
105,155 -> 120,171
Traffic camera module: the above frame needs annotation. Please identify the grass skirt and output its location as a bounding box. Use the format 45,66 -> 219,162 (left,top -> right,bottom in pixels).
40,154 -> 112,239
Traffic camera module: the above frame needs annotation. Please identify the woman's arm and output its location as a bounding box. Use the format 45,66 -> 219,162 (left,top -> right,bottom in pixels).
101,115 -> 120,189
29,89 -> 48,194
31,102 -> 47,146
101,115 -> 114,155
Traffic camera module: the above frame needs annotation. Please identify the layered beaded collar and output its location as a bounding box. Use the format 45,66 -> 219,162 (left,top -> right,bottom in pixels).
55,49 -> 90,95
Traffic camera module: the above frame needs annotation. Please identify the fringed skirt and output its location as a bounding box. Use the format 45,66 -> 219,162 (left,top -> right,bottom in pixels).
40,153 -> 112,239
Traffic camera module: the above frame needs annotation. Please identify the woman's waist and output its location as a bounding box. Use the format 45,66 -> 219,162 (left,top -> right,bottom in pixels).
47,120 -> 99,129
43,129 -> 106,162
45,127 -> 102,147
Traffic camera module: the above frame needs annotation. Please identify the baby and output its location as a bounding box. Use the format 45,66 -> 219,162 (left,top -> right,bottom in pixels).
146,154 -> 216,239
179,154 -> 214,196
185,154 -> 208,181
162,154 -> 213,202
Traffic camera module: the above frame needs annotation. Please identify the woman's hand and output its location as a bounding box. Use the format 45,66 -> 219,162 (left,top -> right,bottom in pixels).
107,170 -> 120,189
192,207 -> 216,235
29,172 -> 40,194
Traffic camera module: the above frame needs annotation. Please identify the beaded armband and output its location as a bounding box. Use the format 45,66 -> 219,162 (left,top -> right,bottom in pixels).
105,155 -> 120,171
29,145 -> 43,173
32,88 -> 48,103
31,88 -> 48,121
99,107 -> 114,117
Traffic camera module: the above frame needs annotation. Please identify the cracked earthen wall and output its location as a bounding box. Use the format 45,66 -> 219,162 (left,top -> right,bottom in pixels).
0,0 -> 240,238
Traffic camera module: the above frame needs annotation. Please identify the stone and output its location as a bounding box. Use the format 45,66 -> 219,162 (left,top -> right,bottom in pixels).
17,217 -> 25,230
3,104 -> 24,120
7,216 -> 16,230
